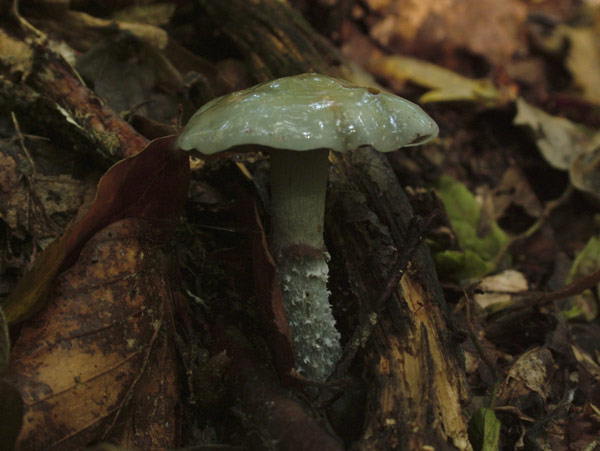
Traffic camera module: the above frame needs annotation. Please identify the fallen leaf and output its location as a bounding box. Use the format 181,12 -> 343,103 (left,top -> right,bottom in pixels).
468,407 -> 501,451
435,249 -> 496,283
560,235 -> 600,320
0,141 -> 86,240
32,9 -> 169,52
7,219 -> 179,450
492,167 -> 543,220
110,294 -> 180,450
0,30 -> 34,78
514,98 -> 600,201
2,232 -> 71,325
474,270 -> 528,311
571,345 -> 600,379
570,136 -> 600,201
3,135 -> 190,324
112,3 -> 176,26
212,323 -> 341,449
499,347 -> 556,404
568,236 -> 600,281
514,98 -> 595,171
479,270 -> 528,293
362,0 -> 526,65
557,25 -> 600,105
368,55 -> 502,105
565,27 -> 600,104
433,175 -> 509,281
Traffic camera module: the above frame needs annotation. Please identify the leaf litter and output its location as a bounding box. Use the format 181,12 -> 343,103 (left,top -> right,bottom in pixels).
2,0 -> 600,449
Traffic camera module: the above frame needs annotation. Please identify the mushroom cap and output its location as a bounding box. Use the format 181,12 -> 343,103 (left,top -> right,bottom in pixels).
177,73 -> 438,155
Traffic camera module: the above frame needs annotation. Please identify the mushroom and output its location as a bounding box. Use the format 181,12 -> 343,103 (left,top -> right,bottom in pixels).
177,73 -> 438,381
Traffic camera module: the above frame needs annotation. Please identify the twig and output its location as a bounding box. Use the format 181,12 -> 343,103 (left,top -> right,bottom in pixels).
10,112 -> 61,235
511,267 -> 600,312
486,268 -> 600,336
11,112 -> 36,172
10,0 -> 45,37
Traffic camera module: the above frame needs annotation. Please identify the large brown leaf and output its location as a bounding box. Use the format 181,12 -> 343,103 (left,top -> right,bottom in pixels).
3,135 -> 190,449
7,219 -> 180,450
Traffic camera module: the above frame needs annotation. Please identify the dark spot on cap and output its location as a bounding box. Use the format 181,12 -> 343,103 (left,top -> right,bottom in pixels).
409,134 -> 432,145
367,87 -> 381,95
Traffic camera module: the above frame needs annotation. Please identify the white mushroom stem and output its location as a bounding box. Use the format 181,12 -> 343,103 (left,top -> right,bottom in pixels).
269,148 -> 342,381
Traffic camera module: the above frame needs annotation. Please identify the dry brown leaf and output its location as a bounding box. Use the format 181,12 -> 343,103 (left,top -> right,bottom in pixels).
7,218 -> 179,450
561,25 -> 600,105
514,98 -> 600,201
514,98 -> 594,171
479,270 -> 528,293
474,270 -> 529,310
0,380 -> 23,450
362,0 -> 527,64
112,3 -> 176,27
570,137 -> 600,201
499,347 -> 557,405
212,323 -> 342,450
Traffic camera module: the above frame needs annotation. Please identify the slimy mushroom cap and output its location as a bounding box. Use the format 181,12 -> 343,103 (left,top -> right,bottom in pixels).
177,73 -> 438,155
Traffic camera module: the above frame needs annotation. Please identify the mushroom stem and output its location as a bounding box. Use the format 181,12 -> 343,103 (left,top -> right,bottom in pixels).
270,148 -> 329,251
269,148 -> 341,381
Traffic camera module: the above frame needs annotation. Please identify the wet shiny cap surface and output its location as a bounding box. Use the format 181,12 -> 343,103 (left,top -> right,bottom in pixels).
177,73 -> 439,155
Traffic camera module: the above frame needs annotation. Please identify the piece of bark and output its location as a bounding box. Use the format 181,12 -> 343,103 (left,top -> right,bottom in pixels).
0,26 -> 147,161
197,0 -> 343,82
328,149 -> 471,450
196,0 -> 472,449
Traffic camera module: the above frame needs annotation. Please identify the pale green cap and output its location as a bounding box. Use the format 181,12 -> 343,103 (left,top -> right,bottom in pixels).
177,73 -> 438,155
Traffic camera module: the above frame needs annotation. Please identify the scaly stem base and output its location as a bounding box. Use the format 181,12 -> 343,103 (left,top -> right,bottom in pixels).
269,149 -> 341,381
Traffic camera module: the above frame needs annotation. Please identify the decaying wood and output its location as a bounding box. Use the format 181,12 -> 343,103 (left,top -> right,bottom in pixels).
197,0 -> 471,449
328,150 -> 470,450
0,27 -> 147,161
198,0 -> 342,82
